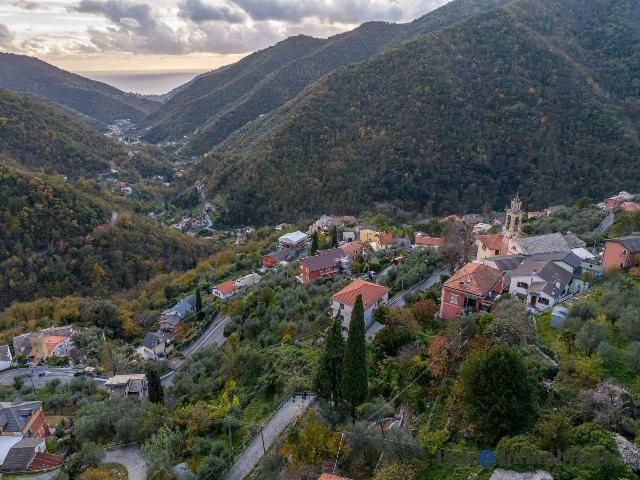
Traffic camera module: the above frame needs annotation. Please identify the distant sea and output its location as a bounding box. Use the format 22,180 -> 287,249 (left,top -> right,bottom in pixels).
77,69 -> 209,95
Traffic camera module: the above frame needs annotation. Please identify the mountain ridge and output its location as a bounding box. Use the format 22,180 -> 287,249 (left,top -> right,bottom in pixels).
0,53 -> 159,128
190,0 -> 640,225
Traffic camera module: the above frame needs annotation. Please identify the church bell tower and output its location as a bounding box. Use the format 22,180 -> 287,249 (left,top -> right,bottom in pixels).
505,194 -> 524,254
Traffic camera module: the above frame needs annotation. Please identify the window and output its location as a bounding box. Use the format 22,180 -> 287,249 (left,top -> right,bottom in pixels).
495,250 -> 500,255
448,294 -> 459,305
339,303 -> 344,310
517,282 -> 529,289
539,298 -> 550,305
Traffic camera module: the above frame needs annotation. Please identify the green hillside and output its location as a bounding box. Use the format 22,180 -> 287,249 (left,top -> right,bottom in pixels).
0,53 -> 158,127
0,165 -> 214,309
142,0 -> 508,150
0,89 -> 170,178
194,0 -> 640,225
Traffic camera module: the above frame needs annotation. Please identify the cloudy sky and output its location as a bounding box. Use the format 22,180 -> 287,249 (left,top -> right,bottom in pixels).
0,0 -> 449,72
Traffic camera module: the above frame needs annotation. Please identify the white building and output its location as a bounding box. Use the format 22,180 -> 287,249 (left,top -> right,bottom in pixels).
0,346 -> 11,371
278,231 -> 308,251
508,260 -> 573,312
331,280 -> 389,332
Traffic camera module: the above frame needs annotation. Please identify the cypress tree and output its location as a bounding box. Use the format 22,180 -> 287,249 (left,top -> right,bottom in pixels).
331,226 -> 338,247
146,367 -> 164,404
314,314 -> 345,406
310,231 -> 319,255
341,294 -> 368,420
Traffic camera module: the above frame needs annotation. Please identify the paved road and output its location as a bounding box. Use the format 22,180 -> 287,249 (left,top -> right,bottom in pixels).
223,395 -> 314,480
594,212 -> 615,234
162,315 -> 229,387
386,267 -> 447,308
103,445 -> 147,480
0,367 -> 106,388
365,267 -> 446,340
183,314 -> 230,355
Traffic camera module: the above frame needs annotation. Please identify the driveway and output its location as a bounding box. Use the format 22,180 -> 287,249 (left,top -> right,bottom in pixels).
103,445 -> 147,480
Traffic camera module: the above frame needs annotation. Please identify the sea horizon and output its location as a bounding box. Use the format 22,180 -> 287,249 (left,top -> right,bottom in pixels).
76,69 -> 210,95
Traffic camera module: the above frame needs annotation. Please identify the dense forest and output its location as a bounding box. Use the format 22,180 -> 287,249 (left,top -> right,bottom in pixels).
0,166 -> 214,309
141,0 -> 507,148
0,53 -> 158,126
190,0 -> 639,226
0,90 -> 170,178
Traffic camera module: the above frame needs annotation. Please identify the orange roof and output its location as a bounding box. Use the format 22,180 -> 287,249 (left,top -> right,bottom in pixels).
44,336 -> 67,354
340,241 -> 364,257
377,233 -> 394,245
478,234 -> 505,251
415,236 -> 444,246
319,475 -> 350,480
215,280 -> 237,295
444,262 -> 503,297
621,202 -> 640,212
332,279 -> 389,310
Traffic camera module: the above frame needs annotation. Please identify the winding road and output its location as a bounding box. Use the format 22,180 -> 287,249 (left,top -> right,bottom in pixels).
102,445 -> 147,480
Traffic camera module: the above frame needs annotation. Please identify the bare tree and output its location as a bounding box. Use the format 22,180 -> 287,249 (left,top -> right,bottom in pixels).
440,221 -> 475,273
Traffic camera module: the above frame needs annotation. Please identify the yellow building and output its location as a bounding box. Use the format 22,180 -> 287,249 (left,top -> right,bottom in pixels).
358,226 -> 378,244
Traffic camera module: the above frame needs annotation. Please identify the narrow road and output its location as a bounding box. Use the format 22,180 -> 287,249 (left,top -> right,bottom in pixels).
102,445 -> 147,480
594,212 -> 615,234
162,315 -> 229,387
223,395 -> 314,480
366,267 -> 446,340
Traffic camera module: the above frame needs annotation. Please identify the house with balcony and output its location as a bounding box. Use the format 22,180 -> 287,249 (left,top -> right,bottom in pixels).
439,263 -> 504,320
278,231 -> 308,251
301,248 -> 349,284
508,260 -> 573,312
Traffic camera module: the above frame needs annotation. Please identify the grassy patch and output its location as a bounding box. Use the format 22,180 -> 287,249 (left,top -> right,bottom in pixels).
102,463 -> 128,480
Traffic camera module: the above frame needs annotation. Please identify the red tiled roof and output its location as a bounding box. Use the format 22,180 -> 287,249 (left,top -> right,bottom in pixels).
377,233 -> 393,245
319,475 -> 350,480
214,280 -> 237,295
478,234 -> 505,251
415,236 -> 444,246
332,279 -> 389,310
44,336 -> 67,354
444,262 -> 503,298
340,241 -> 364,257
28,452 -> 62,471
621,202 -> 640,212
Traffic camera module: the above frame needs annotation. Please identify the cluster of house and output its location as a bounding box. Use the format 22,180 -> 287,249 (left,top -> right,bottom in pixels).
132,294 -> 199,361
600,191 -> 640,212
1,326 -> 76,370
440,196 -> 601,319
211,273 -> 262,301
261,219 -> 445,287
0,399 -> 61,473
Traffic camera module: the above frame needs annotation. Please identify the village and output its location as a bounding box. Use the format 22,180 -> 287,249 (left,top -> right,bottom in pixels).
1,189 -> 639,478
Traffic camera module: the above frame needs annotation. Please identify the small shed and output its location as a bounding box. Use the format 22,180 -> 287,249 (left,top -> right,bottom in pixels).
550,306 -> 569,329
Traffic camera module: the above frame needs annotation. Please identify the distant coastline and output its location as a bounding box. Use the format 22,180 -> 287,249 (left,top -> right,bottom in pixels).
76,69 -> 209,95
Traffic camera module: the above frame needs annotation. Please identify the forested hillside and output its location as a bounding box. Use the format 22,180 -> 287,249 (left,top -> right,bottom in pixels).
141,0 -> 508,149
0,53 -> 158,127
0,165 -> 214,309
0,90 -> 170,178
194,0 -> 640,225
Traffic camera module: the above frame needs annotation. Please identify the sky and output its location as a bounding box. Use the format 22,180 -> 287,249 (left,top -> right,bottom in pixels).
0,0 -> 450,72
